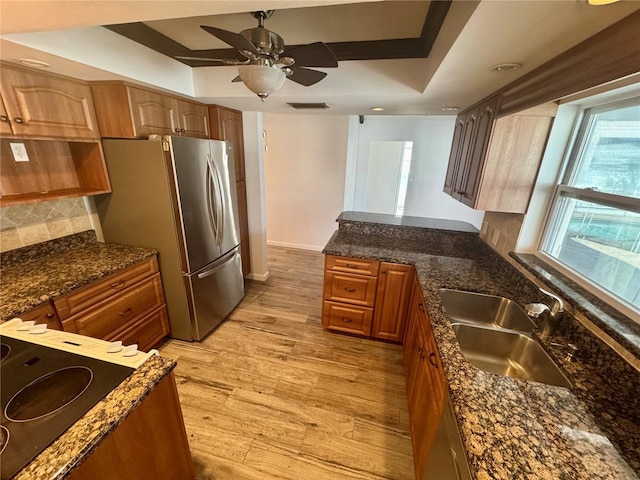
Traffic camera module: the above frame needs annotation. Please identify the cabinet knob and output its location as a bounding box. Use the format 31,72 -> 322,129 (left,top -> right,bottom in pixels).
428,352 -> 438,368
174,128 -> 181,133
417,303 -> 425,312
381,269 -> 387,274
45,313 -> 55,319
0,115 -> 9,123
14,117 -> 24,124
180,128 -> 186,133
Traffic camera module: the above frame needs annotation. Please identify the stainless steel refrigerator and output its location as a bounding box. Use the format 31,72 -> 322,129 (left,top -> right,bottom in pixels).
95,136 -> 245,341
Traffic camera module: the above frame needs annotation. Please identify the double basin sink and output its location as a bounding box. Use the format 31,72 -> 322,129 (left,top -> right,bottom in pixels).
439,289 -> 571,388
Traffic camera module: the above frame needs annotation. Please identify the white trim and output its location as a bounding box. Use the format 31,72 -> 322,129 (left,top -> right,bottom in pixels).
267,240 -> 324,252
246,271 -> 270,282
535,251 -> 640,322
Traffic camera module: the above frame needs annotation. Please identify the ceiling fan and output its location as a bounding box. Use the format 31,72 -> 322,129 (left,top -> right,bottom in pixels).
177,10 -> 338,100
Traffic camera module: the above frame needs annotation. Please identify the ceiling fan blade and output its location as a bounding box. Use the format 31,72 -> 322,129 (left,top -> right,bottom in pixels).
282,42 -> 338,68
200,25 -> 259,56
287,66 -> 328,87
176,56 -> 244,64
231,76 -> 242,83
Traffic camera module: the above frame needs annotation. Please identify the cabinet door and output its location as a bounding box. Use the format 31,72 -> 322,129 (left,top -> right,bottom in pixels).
443,116 -> 465,196
457,96 -> 498,208
372,262 -> 413,342
128,87 -> 178,136
0,66 -> 100,139
210,106 -> 245,181
451,107 -> 479,201
175,99 -> 209,138
18,303 -> 62,330
0,98 -> 12,135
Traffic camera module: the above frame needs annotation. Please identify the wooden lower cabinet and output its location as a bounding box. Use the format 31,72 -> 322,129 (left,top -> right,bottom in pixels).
68,371 -> 195,480
54,256 -> 170,352
372,263 -> 413,342
404,272 -> 447,479
17,302 -> 62,330
322,255 -> 412,343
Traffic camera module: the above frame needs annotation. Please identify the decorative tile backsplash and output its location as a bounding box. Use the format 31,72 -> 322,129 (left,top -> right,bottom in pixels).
480,211 -> 525,259
0,198 -> 92,252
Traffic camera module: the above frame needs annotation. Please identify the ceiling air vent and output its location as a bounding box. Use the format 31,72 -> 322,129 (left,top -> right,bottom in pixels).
287,102 -> 329,110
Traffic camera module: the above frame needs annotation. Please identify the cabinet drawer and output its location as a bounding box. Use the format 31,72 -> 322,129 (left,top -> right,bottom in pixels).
322,301 -> 373,336
106,305 -> 170,352
55,257 -> 159,320
18,302 -> 62,330
325,255 -> 379,276
323,271 -> 378,306
61,274 -> 164,339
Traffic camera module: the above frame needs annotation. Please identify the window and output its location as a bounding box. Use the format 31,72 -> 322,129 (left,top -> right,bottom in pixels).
540,98 -> 640,316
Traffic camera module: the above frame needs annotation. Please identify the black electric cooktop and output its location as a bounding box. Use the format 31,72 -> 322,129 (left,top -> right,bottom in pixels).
0,336 -> 134,480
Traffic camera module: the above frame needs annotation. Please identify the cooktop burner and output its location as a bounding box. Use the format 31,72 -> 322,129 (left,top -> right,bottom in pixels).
5,366 -> 93,422
0,344 -> 9,362
0,337 -> 134,480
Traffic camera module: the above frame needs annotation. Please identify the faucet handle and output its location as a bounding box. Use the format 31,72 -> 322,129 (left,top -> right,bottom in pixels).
539,288 -> 564,313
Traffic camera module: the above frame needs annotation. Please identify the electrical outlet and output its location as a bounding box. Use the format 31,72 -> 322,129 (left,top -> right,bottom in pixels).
481,221 -> 488,235
491,229 -> 500,246
10,143 -> 30,162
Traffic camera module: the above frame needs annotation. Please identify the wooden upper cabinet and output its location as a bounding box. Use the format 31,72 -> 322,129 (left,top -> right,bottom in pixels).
372,262 -> 414,342
0,98 -> 12,136
90,82 -> 209,138
175,99 -> 209,138
444,97 -> 556,214
128,87 -> 178,136
0,64 -> 100,140
209,105 -> 245,181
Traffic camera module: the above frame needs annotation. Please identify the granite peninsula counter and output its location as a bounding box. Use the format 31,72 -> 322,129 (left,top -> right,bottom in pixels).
324,212 -> 640,480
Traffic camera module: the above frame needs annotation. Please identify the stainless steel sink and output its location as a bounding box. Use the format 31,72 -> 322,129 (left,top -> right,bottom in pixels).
451,323 -> 572,388
439,289 -> 537,332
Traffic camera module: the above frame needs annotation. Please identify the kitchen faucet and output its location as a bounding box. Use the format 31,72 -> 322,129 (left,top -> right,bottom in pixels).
525,288 -> 565,337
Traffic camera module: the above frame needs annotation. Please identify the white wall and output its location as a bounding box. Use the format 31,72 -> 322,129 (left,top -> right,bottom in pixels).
344,115 -> 485,229
263,114 -> 349,250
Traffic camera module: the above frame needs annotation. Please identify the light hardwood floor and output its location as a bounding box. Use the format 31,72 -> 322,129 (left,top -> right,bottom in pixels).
160,246 -> 414,480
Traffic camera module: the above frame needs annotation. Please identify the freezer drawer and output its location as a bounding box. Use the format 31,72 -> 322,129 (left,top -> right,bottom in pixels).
184,247 -> 244,340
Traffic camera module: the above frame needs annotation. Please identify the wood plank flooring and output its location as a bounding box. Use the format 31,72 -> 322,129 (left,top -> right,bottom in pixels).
159,246 -> 414,480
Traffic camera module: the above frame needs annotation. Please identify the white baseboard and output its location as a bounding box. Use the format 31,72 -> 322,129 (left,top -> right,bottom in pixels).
246,271 -> 270,282
267,240 -> 324,252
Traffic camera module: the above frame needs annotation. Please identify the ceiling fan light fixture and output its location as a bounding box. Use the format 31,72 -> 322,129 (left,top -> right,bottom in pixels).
238,64 -> 286,100
587,0 -> 620,4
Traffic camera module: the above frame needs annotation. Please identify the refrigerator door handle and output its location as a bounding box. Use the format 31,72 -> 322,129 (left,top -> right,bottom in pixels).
205,155 -> 221,244
208,153 -> 226,246
197,249 -> 240,279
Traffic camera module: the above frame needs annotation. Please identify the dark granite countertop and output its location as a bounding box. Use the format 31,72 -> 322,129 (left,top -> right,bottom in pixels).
0,230 -> 157,320
324,213 -> 640,480
14,355 -> 176,480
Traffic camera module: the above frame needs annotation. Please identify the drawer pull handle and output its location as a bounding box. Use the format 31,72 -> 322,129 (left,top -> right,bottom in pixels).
110,279 -> 126,289
345,264 -> 358,269
381,270 -> 387,274
344,287 -> 356,293
341,317 -> 352,323
417,346 -> 423,353
417,303 -> 425,312
419,353 -> 425,361
428,352 -> 438,368
118,307 -> 133,317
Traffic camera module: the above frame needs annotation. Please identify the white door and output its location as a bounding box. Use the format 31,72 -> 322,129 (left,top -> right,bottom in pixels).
364,141 -> 404,214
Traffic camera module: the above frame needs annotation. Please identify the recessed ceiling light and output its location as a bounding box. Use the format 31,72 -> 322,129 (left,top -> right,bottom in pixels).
17,58 -> 51,68
490,63 -> 521,72
370,107 -> 386,112
588,0 -> 620,4
442,107 -> 459,112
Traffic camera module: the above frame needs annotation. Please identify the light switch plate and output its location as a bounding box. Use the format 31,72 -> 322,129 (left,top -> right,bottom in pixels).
10,143 -> 30,162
